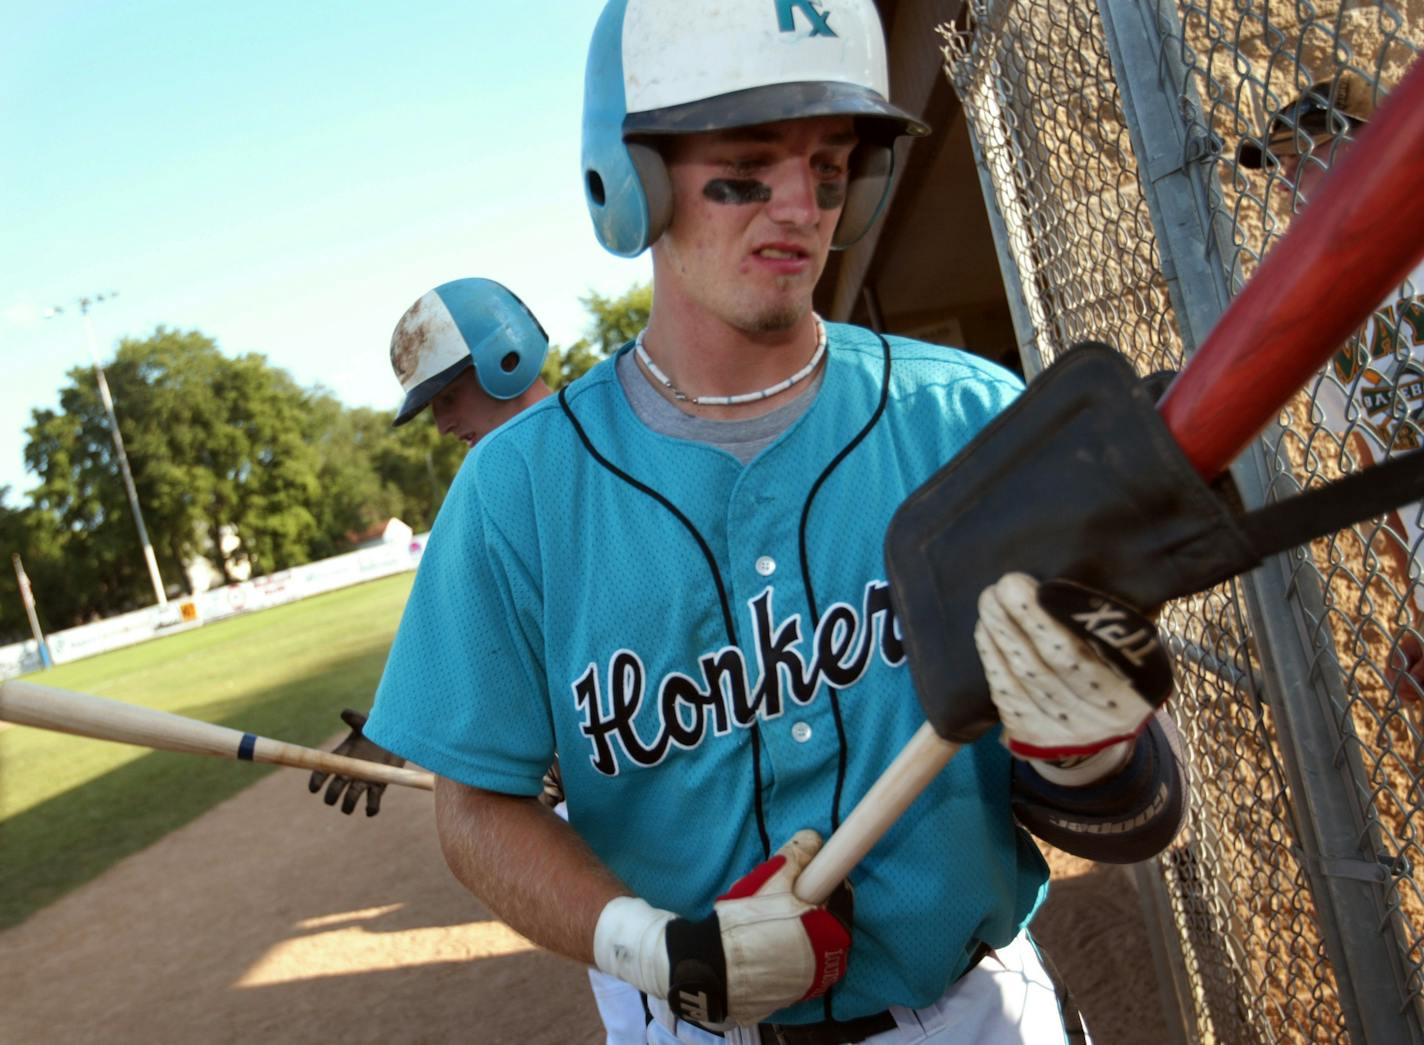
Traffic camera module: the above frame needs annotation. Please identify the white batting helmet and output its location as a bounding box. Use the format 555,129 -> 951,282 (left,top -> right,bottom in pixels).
389,278 -> 549,427
582,0 -> 930,258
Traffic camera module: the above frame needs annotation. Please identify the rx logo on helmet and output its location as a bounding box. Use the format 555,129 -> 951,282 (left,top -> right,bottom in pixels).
776,0 -> 836,37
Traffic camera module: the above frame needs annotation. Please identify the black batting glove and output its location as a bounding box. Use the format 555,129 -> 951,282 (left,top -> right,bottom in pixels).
308,708 -> 406,817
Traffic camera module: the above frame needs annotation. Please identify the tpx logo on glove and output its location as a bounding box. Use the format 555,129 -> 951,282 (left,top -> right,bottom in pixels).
1038,580 -> 1172,706
676,987 -> 714,1026
1068,600 -> 1158,668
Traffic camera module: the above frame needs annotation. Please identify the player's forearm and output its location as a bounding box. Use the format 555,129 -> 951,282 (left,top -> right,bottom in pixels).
433,777 -> 629,964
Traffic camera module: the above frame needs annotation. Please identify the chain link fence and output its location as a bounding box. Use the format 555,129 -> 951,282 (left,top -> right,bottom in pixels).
939,0 -> 1423,1040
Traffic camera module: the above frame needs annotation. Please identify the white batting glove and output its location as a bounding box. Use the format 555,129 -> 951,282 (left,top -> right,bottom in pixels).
974,573 -> 1173,763
593,830 -> 852,1027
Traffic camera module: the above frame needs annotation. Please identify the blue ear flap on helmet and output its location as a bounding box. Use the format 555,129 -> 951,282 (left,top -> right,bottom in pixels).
626,142 -> 671,251
434,279 -> 549,401
833,142 -> 895,249
583,0 -> 657,257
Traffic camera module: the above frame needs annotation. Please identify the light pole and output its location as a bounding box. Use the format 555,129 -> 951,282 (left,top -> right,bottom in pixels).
12,553 -> 53,669
44,292 -> 168,606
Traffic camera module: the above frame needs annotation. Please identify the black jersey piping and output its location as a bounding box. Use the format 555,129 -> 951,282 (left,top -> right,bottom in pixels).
798,333 -> 893,834
797,333 -> 892,1025
559,385 -> 772,859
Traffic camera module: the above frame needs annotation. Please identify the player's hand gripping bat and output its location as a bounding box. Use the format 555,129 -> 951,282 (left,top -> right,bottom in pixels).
0,680 -> 435,792
796,59 -> 1424,903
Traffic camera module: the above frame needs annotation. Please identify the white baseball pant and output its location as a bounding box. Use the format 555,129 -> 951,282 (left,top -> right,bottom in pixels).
635,931 -> 1088,1045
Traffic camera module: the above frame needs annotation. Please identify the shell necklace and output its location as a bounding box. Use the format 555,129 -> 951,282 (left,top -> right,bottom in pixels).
635,315 -> 827,407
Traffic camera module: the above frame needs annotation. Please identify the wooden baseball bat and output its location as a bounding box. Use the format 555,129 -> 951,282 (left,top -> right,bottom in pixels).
0,680 -> 435,791
1159,58 -> 1424,476
797,59 -> 1424,905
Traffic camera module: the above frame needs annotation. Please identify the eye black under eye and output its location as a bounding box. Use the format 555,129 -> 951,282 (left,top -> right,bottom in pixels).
815,182 -> 846,210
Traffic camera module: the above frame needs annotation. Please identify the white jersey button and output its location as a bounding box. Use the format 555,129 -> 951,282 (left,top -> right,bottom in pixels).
791,721 -> 812,743
756,556 -> 776,576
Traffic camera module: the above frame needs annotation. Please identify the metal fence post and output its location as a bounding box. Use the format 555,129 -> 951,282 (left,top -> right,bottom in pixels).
1096,0 -> 1423,1040
962,115 -> 1048,377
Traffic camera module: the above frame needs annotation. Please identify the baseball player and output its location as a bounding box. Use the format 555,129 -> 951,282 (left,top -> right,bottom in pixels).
1238,74 -> 1424,687
308,278 -> 649,1044
367,3 -> 1187,1042
308,277 -> 555,818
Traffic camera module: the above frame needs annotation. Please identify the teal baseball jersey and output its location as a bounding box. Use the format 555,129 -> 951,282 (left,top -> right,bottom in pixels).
366,322 -> 1049,1023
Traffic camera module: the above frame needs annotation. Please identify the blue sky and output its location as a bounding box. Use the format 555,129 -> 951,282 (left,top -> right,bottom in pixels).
1,1 -> 650,505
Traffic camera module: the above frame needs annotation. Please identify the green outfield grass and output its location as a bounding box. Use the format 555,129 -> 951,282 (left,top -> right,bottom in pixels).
0,572 -> 415,930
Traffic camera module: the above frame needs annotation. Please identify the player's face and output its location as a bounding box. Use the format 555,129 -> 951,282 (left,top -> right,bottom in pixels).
429,367 -> 524,449
655,116 -> 857,333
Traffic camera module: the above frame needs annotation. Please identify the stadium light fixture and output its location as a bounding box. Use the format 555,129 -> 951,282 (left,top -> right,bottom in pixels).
44,292 -> 168,606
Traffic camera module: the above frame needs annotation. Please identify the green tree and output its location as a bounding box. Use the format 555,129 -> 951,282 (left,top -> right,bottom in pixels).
541,282 -> 652,390
15,282 -> 657,626
13,504 -> 69,638
367,416 -> 464,531
214,353 -> 322,575
0,482 -> 95,636
584,282 -> 653,353
24,329 -> 325,618
25,365 -> 174,620
0,494 -> 45,643
305,401 -> 399,559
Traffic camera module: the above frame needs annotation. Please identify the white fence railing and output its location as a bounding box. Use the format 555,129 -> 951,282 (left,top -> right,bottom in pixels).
0,533 -> 429,680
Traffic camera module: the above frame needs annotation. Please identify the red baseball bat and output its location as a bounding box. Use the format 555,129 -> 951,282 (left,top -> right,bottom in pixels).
797,58 -> 1424,904
1160,58 -> 1424,478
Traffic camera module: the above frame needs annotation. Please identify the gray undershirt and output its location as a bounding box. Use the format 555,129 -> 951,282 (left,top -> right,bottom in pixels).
615,347 -> 824,464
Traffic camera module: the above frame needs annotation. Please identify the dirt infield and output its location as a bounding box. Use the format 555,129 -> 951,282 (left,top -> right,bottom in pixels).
0,760 -> 1168,1044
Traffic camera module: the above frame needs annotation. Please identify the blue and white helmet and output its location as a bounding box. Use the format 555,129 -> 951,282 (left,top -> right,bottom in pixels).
389,278 -> 549,427
582,0 -> 929,258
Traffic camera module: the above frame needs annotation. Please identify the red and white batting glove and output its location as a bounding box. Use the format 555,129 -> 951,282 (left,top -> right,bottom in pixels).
593,830 -> 852,1027
974,573 -> 1173,776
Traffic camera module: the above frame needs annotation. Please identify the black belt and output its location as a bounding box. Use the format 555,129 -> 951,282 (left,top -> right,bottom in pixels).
741,941 -> 993,1045
754,1009 -> 896,1045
